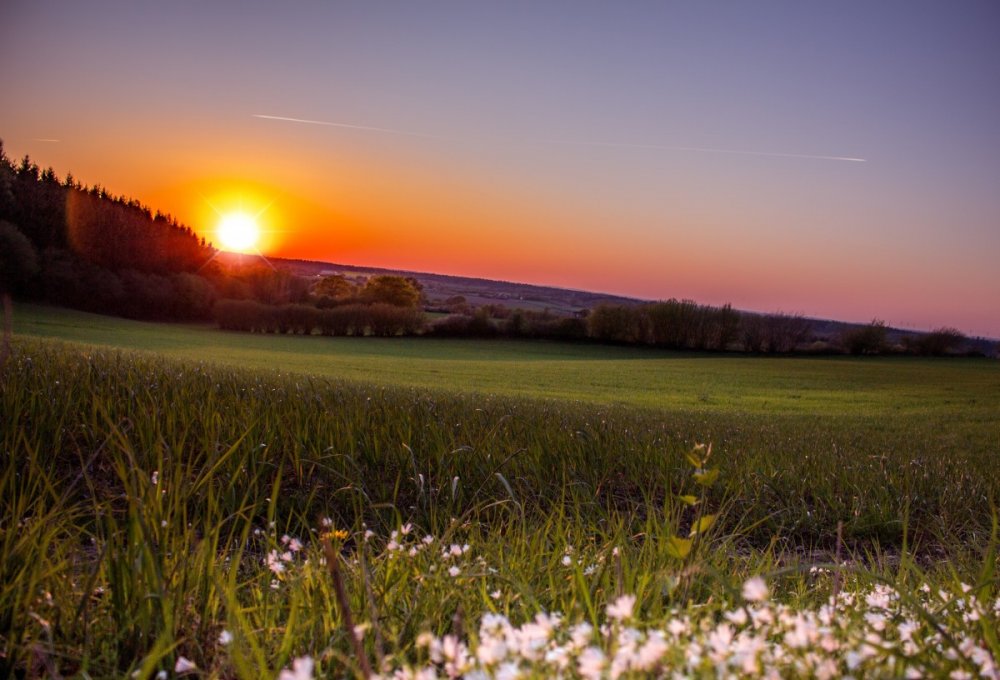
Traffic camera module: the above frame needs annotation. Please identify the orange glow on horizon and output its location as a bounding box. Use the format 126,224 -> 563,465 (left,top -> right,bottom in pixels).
146,179 -> 287,255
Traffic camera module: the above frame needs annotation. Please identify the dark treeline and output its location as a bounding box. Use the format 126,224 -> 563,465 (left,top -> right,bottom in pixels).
427,307 -> 588,341
837,319 -> 975,357
587,301 -> 813,353
422,303 -> 984,356
0,141 -> 313,320
217,300 -> 424,337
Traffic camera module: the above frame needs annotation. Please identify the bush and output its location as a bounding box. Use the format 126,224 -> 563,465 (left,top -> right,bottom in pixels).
171,272 -> 217,320
361,275 -> 422,307
429,312 -> 499,338
317,306 -> 354,336
588,304 -> 644,343
216,299 -> 266,332
117,270 -> 174,320
366,303 -> 424,336
840,319 -> 887,355
279,304 -> 321,335
740,313 -> 813,353
910,327 -> 967,356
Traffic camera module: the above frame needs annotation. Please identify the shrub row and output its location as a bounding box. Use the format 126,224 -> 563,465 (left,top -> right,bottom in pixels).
36,248 -> 218,320
586,300 -> 798,352
216,300 -> 424,336
426,310 -> 588,341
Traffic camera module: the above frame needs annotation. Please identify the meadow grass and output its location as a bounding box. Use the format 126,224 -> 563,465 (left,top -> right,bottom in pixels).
14,303 -> 1000,416
2,311 -> 999,677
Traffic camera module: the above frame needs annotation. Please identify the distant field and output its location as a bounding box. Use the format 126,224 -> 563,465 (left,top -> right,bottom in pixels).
5,305 -> 999,676
12,303 -> 1000,417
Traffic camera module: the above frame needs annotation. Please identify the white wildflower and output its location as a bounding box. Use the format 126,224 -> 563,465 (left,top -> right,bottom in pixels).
569,622 -> 594,649
278,655 -> 314,680
494,662 -> 520,680
544,644 -> 571,669
607,594 -> 636,622
174,656 -> 197,674
577,646 -> 606,680
865,586 -> 893,610
707,622 -> 734,660
864,612 -> 887,632
725,608 -> 748,626
667,617 -> 688,636
815,658 -> 839,680
266,550 -> 285,575
635,631 -> 669,670
476,636 -> 508,665
742,577 -> 769,602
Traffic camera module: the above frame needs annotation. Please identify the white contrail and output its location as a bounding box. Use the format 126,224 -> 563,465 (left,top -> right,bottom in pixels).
31,138 -> 61,143
552,140 -> 866,162
254,113 -> 866,162
252,114 -> 441,139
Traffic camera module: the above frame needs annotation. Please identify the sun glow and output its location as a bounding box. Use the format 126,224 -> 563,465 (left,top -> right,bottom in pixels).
217,212 -> 261,252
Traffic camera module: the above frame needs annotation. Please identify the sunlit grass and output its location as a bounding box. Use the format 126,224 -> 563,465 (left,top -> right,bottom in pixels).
2,336 -> 998,677
13,303 -> 1000,415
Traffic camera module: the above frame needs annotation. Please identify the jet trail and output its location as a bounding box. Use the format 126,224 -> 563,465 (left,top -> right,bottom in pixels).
254,113 -> 866,162
252,114 -> 441,140
552,140 -> 866,163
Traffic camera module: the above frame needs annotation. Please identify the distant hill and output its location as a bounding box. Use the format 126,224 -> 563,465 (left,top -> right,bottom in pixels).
225,254 -> 643,316
222,253 -> 997,355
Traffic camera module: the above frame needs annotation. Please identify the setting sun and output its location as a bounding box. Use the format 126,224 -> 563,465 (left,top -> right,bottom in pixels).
217,212 -> 260,252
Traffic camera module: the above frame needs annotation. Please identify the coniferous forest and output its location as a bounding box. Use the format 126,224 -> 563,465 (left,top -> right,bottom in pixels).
0,140 -> 311,321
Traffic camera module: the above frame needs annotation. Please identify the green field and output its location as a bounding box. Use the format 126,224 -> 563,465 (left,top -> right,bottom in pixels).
13,303 -> 1000,416
3,305 -> 999,677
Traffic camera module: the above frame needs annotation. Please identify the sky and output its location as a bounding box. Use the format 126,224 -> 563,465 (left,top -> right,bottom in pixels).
2,1 -> 998,337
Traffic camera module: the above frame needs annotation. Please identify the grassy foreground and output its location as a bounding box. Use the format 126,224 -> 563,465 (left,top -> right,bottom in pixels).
2,309 -> 999,677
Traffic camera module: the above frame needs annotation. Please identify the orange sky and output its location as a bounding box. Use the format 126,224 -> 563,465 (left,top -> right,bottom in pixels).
2,2 -> 998,336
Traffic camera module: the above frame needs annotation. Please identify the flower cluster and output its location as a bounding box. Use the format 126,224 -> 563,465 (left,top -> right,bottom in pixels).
265,533 -> 306,588
210,524 -> 996,680
384,580 -> 998,679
